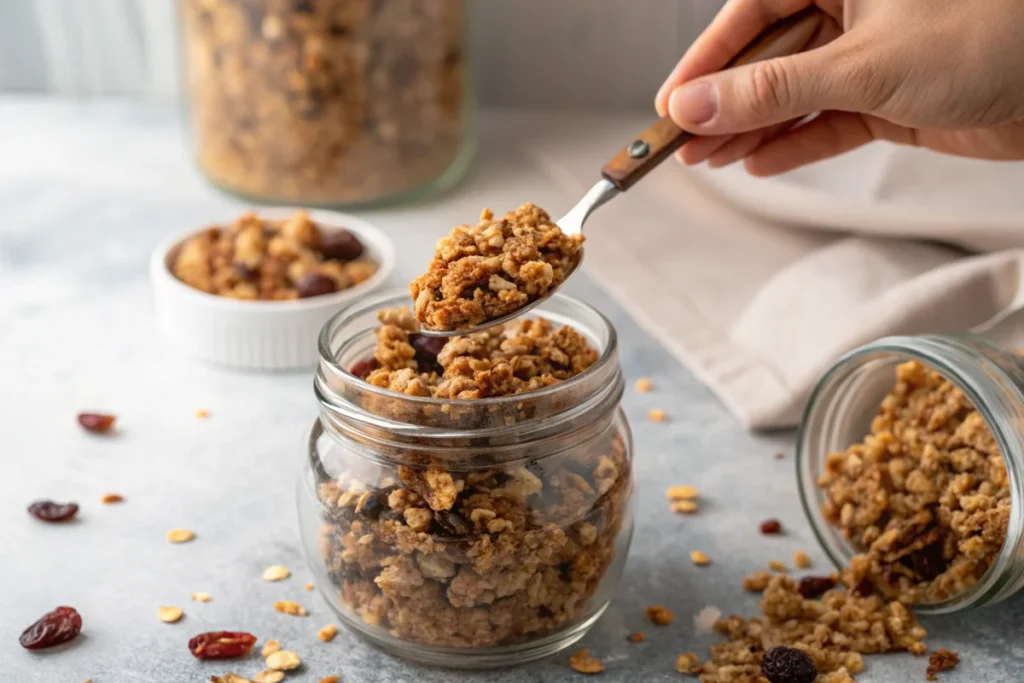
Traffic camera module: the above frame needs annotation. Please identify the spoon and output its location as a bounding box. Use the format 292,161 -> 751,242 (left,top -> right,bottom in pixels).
419,7 -> 827,338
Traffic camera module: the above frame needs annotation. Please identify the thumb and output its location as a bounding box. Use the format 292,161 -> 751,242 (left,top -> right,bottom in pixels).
667,38 -> 882,135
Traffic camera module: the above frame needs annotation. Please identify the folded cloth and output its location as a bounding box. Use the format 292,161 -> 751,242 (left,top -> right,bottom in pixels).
525,114 -> 1024,429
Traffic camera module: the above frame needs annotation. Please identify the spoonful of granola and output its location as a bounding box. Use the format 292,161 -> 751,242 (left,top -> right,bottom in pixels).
411,8 -> 825,337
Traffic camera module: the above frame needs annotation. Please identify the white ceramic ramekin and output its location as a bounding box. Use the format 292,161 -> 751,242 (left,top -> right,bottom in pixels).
150,209 -> 395,371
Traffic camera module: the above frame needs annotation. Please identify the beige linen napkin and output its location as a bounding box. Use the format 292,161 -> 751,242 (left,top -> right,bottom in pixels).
524,114 -> 1024,429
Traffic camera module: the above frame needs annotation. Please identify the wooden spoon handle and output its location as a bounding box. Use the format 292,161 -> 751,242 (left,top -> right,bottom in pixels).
601,7 -> 826,191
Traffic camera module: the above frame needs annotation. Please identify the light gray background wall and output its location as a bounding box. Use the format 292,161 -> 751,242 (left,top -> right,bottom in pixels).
0,0 -> 726,110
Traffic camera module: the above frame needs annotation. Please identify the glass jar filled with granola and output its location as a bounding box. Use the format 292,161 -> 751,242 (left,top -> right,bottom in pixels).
298,291 -> 635,667
797,333 -> 1024,615
179,0 -> 473,206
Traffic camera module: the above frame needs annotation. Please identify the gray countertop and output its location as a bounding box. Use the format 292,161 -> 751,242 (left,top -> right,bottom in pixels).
2,98 -> 1021,682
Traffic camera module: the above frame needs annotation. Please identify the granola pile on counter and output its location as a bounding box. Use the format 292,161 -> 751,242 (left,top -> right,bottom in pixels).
316,308 -> 630,648
180,0 -> 465,204
410,204 -> 585,332
818,360 -> 1010,604
172,211 -> 376,300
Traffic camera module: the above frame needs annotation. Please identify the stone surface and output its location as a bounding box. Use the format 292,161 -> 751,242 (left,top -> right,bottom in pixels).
2,98 -> 1022,681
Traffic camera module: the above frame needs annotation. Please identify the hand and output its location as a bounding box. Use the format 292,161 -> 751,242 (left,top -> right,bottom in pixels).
656,0 -> 1024,176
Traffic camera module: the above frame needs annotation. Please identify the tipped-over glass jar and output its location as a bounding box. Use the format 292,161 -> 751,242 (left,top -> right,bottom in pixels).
798,333 -> 1024,615
298,291 -> 635,667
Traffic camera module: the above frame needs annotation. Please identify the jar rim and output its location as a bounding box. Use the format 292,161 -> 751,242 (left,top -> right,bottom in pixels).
796,333 -> 1024,615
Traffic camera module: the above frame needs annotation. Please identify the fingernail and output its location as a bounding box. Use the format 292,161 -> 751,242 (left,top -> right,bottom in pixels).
669,82 -> 718,126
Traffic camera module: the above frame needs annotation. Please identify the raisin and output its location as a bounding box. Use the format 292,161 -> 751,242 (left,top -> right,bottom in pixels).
410,334 -> 446,374
292,0 -> 315,13
233,262 -> 258,281
188,631 -> 257,660
760,519 -> 783,535
296,273 -> 337,298
349,357 -> 380,380
901,542 -> 947,581
356,491 -> 387,520
28,500 -> 79,523
761,646 -> 817,683
319,230 -> 364,262
433,510 -> 472,537
77,413 -> 115,433
19,606 -> 82,650
796,576 -> 836,600
852,577 -> 876,597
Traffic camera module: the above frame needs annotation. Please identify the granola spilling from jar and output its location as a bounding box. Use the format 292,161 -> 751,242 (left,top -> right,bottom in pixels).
180,0 -> 465,204
410,204 -> 585,332
818,360 -> 1010,604
315,308 -> 630,648
172,211 -> 376,300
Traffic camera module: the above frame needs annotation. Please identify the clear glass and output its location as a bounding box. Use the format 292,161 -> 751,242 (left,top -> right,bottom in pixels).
179,0 -> 474,207
298,291 -> 635,667
797,333 -> 1024,614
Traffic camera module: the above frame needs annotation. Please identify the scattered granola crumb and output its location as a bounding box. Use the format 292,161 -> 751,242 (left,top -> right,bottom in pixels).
635,377 -> 653,393
690,550 -> 711,566
317,624 -> 338,642
254,672 -> 284,683
910,642 -> 929,656
927,649 -> 960,680
262,565 -> 291,582
304,583 -> 314,591
157,606 -> 183,623
192,592 -> 212,603
319,677 -> 341,683
693,606 -> 722,634
794,550 -> 812,569
769,560 -> 788,573
759,518 -> 783,535
167,529 -> 195,544
100,493 -> 124,504
645,605 -> 674,626
273,600 -> 307,617
742,570 -> 773,592
675,652 -> 702,675
822,668 -> 857,683
647,408 -> 667,423
666,485 -> 698,500
671,500 -> 699,514
774,452 -> 786,460
265,650 -> 301,671
195,409 -> 210,418
568,649 -> 605,674
627,632 -> 645,643
209,676 -> 253,683
260,640 -> 282,657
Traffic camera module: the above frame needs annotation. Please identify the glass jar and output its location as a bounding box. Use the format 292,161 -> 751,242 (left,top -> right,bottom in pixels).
178,0 -> 474,207
298,291 -> 635,667
797,333 -> 1024,615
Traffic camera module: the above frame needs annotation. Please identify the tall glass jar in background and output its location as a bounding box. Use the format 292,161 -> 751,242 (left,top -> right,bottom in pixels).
298,292 -> 635,667
179,0 -> 474,206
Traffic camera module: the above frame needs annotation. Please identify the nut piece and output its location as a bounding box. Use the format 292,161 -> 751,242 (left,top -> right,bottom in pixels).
634,377 -> 653,393
690,550 -> 711,566
100,493 -> 124,504
645,605 -> 674,626
671,500 -> 698,514
568,649 -> 605,674
769,560 -> 788,573
192,592 -> 212,603
666,485 -> 698,500
265,650 -> 301,671
647,408 -> 667,423
317,624 -> 338,642
742,570 -> 773,592
793,550 -> 811,569
676,652 -> 702,675
273,600 -> 307,617
157,606 -> 183,623
254,672 -> 285,683
260,640 -> 282,657
262,565 -> 291,582
627,632 -> 645,643
167,529 -> 195,544
760,519 -> 783,535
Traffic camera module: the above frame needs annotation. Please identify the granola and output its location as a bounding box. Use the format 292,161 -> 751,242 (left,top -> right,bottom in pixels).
818,361 -> 1010,604
172,211 -> 376,300
180,0 -> 465,204
410,204 -> 584,332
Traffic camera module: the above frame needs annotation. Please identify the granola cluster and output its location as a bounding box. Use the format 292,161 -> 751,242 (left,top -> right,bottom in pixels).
410,204 -> 585,332
180,0 -> 465,204
172,211 -> 376,300
819,361 -> 1010,604
315,308 -> 630,648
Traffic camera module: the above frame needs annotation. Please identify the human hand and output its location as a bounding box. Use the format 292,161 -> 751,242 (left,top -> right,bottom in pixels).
656,0 -> 1024,176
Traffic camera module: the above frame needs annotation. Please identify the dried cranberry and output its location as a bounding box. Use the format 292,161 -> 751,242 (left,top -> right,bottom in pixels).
433,510 -> 472,537
188,631 -> 257,660
19,606 -> 82,650
349,357 -> 380,380
28,500 -> 79,523
759,519 -> 783,535
77,413 -> 115,433
852,577 -> 876,597
296,273 -> 337,298
796,576 -> 837,600
410,334 -> 446,374
319,230 -> 364,262
761,646 -> 817,683
901,542 -> 947,581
